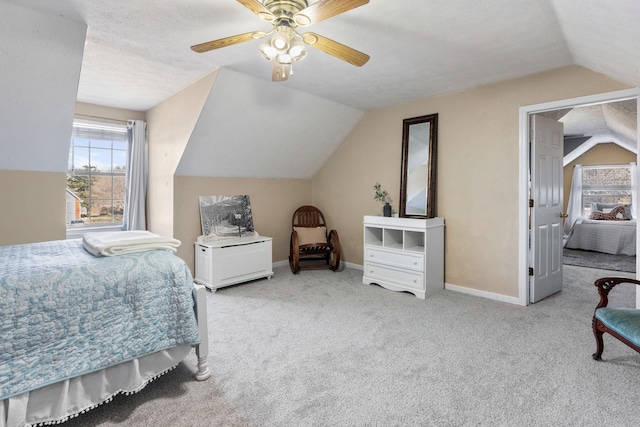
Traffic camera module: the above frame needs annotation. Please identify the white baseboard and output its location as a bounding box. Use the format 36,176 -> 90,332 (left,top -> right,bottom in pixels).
445,282 -> 522,305
273,261 -> 520,305
272,260 -> 363,271
342,261 -> 363,271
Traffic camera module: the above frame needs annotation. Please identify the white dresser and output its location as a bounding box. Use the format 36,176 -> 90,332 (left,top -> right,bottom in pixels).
194,235 -> 273,291
363,216 -> 444,299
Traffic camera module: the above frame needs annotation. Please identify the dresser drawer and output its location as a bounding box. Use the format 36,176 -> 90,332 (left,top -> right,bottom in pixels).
365,247 -> 424,272
364,263 -> 424,292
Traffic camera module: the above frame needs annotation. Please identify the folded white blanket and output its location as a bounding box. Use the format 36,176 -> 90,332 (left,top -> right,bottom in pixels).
82,230 -> 181,257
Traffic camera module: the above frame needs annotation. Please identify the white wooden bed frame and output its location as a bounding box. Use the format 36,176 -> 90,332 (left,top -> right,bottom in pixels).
193,283 -> 211,381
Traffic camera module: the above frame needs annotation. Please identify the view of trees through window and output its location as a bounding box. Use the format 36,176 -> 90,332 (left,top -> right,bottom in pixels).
66,120 -> 127,226
581,166 -> 632,215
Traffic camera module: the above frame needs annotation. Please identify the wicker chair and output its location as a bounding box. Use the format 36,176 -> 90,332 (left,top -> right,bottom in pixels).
289,205 -> 341,274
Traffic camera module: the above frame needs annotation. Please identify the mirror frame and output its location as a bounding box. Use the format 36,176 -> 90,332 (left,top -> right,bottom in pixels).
399,113 -> 438,218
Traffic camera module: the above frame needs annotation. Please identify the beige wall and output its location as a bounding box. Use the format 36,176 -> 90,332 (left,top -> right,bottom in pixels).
0,103 -> 145,247
3,65 -> 632,301
75,102 -> 146,123
312,65 -> 631,298
563,143 -> 636,214
0,170 -> 67,245
173,176 -> 311,272
146,70 -> 218,237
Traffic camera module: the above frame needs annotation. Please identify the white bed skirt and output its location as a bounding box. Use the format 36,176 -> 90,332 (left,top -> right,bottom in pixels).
0,345 -> 192,427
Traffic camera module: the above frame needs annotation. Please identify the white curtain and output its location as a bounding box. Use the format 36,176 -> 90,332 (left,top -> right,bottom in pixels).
123,120 -> 148,231
631,162 -> 637,219
564,164 -> 583,236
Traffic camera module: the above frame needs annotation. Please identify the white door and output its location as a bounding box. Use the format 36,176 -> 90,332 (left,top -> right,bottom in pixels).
530,115 -> 564,303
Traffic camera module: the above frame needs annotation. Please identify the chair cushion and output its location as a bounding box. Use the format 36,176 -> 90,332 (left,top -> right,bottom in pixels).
595,308 -> 640,346
294,226 -> 327,246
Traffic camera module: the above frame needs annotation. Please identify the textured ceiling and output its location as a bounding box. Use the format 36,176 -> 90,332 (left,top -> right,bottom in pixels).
8,0 -> 640,113
562,100 -> 638,147
6,0 -> 639,170
538,98 -> 638,163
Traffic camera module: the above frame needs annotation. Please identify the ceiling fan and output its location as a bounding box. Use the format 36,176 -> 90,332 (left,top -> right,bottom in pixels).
191,0 -> 370,82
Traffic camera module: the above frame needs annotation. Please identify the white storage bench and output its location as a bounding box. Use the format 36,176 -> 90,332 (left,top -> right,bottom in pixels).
194,235 -> 273,291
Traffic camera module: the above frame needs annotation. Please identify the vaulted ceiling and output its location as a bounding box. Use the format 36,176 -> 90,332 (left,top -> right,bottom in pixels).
4,0 -> 639,178
6,0 -> 640,113
539,98 -> 637,165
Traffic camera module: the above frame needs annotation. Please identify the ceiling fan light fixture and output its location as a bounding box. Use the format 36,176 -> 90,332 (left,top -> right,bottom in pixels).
259,41 -> 277,60
276,53 -> 293,64
289,38 -> 307,61
192,0 -> 371,81
271,28 -> 290,51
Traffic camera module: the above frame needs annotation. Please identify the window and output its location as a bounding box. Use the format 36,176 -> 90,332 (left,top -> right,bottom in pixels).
66,119 -> 128,227
581,165 -> 632,216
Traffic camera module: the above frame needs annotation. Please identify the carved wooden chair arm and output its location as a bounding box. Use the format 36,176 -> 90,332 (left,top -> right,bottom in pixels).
594,277 -> 640,310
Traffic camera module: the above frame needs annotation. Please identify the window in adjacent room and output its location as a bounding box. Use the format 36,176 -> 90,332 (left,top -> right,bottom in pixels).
66,119 -> 128,228
581,164 -> 632,216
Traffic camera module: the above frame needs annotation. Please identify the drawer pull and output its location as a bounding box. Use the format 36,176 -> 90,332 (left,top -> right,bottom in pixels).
370,253 -> 374,257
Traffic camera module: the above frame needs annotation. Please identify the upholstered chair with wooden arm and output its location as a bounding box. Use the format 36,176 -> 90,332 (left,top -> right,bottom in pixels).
592,277 -> 640,360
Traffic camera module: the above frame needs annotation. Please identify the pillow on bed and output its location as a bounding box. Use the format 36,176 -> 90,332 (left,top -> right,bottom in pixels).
294,226 -> 327,245
590,202 -> 632,219
589,205 -> 629,221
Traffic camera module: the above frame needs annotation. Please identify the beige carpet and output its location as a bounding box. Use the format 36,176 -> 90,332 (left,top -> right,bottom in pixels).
63,265 -> 639,427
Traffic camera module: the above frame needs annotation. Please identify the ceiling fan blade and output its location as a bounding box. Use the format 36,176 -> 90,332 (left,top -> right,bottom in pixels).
294,0 -> 369,26
302,32 -> 369,67
237,0 -> 275,22
191,31 -> 265,53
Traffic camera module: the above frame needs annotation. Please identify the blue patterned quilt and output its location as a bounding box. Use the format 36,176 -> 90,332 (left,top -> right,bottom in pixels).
0,239 -> 201,400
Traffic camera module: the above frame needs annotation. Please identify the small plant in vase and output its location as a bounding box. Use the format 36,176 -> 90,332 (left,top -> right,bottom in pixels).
373,182 -> 392,217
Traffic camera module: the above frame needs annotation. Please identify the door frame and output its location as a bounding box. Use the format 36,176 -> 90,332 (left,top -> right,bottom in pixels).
518,88 -> 640,306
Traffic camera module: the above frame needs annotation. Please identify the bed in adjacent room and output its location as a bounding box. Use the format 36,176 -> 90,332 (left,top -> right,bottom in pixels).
565,203 -> 636,256
0,233 -> 210,427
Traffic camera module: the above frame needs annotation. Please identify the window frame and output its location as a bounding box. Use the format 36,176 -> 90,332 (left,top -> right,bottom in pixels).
580,164 -> 633,217
66,119 -> 128,235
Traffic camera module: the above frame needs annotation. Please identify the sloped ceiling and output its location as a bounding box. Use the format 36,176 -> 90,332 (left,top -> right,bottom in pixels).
7,0 -> 640,113
538,98 -> 638,165
0,1 -> 86,172
4,0 -> 639,178
551,1 -> 640,93
562,100 -> 637,150
175,68 -> 364,179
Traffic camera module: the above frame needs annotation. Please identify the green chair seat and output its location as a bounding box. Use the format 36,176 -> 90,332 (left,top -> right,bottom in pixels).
595,308 -> 640,346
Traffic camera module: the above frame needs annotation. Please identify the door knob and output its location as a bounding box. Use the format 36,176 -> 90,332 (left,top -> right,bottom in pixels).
559,213 -> 568,218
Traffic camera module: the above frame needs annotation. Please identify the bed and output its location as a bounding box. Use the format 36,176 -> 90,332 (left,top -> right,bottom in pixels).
565,217 -> 637,256
0,236 -> 210,427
